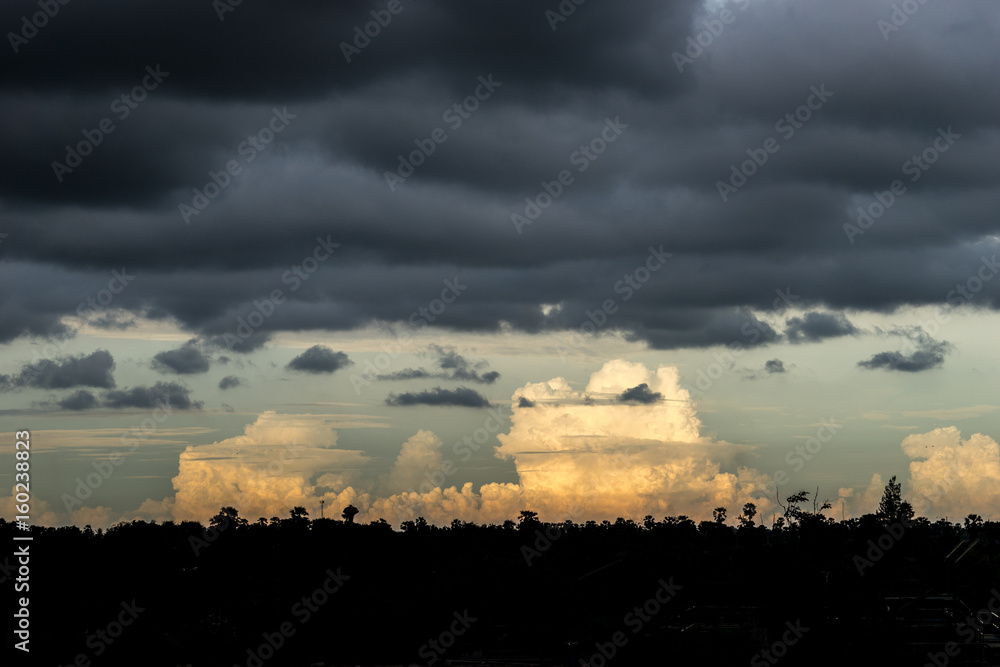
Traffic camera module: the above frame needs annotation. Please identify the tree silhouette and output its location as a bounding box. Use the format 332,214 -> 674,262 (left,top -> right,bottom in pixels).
285,506 -> 309,529
13,494 -> 1000,667
876,475 -> 913,524
781,490 -> 810,523
342,505 -> 359,524
518,509 -> 539,526
210,506 -> 247,530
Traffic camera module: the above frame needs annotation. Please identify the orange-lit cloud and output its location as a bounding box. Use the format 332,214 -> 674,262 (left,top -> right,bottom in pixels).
71,361 -> 816,526
124,411 -> 373,523
901,427 -> 1000,519
43,414 -> 1000,527
365,360 -> 775,525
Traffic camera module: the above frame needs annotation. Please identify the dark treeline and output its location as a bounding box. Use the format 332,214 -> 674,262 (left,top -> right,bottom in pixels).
5,479 -> 1000,666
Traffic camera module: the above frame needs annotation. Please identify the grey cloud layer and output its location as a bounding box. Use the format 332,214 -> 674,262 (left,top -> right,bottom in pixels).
2,0 -> 998,350
56,382 -> 202,411
0,350 -> 115,390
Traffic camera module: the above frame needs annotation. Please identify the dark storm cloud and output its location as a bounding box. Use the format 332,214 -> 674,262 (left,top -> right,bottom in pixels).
1,0 -> 999,351
377,345 -> 500,383
218,375 -> 242,390
784,312 -> 859,344
764,359 -> 787,374
618,383 -> 663,405
103,382 -> 202,410
0,350 -> 115,390
857,328 -> 952,373
0,0 -> 693,101
386,387 -> 491,408
152,341 -> 210,375
286,345 -> 352,374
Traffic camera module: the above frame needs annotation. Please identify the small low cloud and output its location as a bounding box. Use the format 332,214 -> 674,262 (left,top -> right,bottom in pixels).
103,382 -> 203,410
518,396 -> 536,408
202,332 -> 273,354
377,345 -> 500,384
152,340 -> 210,375
386,386 -> 491,408
618,383 -> 663,404
0,350 -> 116,391
286,345 -> 352,374
58,389 -> 100,411
378,368 -> 433,381
858,327 -> 952,373
765,359 -> 787,374
219,375 -> 243,390
785,311 -> 859,344
90,312 -> 137,330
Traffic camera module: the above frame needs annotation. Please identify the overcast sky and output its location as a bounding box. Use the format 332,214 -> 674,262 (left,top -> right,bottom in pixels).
2,0 -> 999,528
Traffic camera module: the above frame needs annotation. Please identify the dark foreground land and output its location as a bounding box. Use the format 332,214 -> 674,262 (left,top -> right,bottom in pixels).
4,502 -> 1000,667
